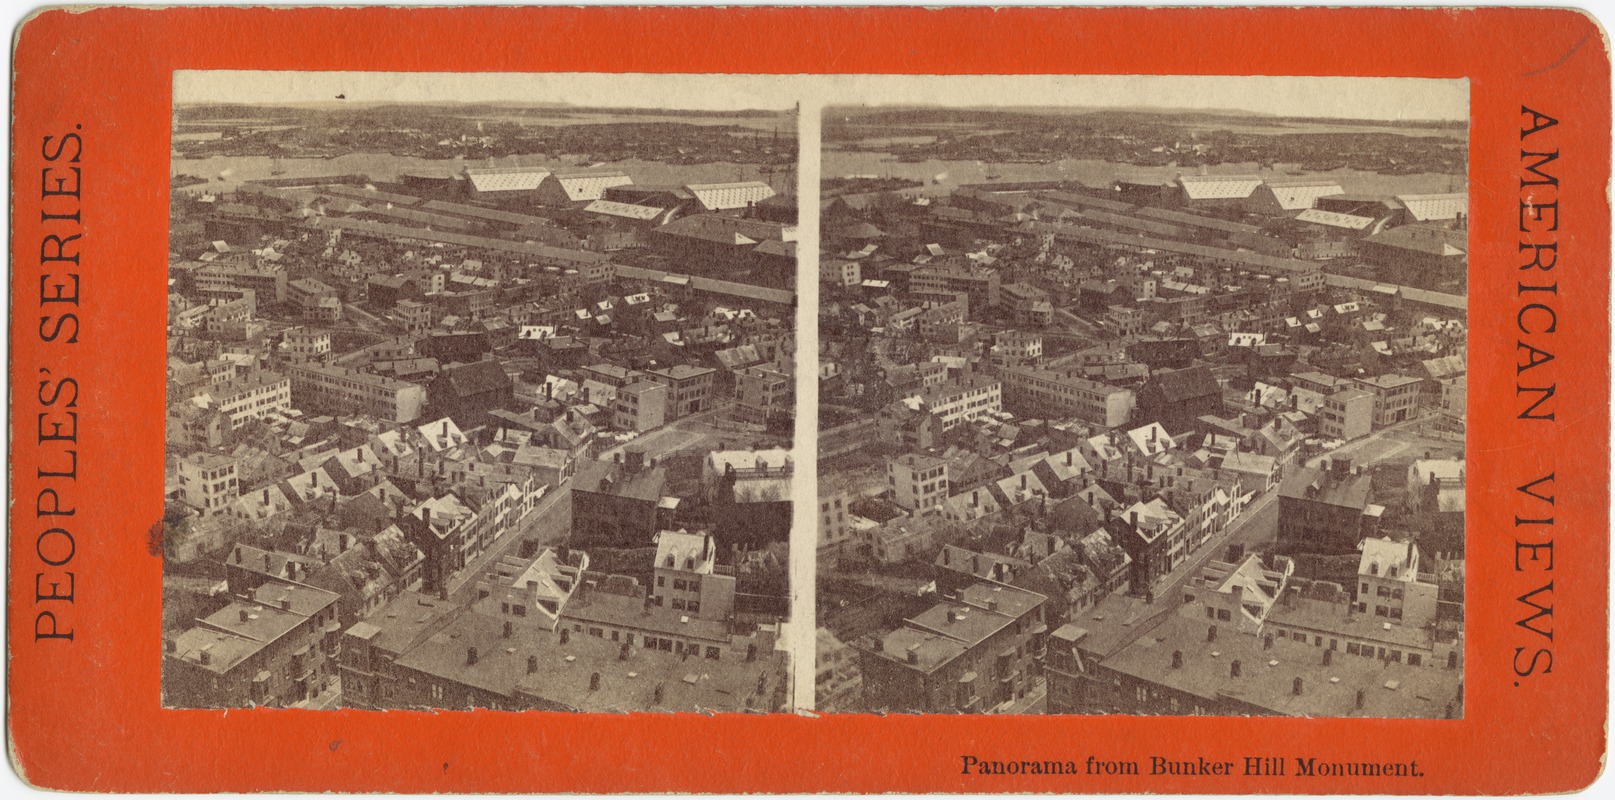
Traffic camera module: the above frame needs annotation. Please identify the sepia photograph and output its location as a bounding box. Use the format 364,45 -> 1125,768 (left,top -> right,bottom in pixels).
813,76 -> 1467,717
160,72 -> 799,713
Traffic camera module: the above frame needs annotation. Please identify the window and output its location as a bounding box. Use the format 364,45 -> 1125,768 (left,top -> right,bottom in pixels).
687,602 -> 699,614
1205,607 -> 1216,619
705,646 -> 720,660
1408,653 -> 1422,667
671,599 -> 685,611
501,602 -> 510,614
1217,609 -> 1230,622
656,576 -> 665,587
1347,642 -> 1361,655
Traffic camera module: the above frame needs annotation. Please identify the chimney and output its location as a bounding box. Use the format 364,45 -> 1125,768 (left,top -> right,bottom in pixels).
560,628 -> 570,645
502,620 -> 513,638
279,598 -> 291,611
1230,660 -> 1242,678
746,643 -> 758,663
239,609 -> 250,622
1129,511 -> 1138,529
906,650 -> 919,665
1264,634 -> 1274,650
947,610 -> 958,624
1292,677 -> 1304,696
466,646 -> 478,665
1171,650 -> 1184,669
264,553 -> 273,570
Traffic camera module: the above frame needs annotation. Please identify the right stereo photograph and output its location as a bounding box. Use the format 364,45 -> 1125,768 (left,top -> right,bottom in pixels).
814,76 -> 1468,717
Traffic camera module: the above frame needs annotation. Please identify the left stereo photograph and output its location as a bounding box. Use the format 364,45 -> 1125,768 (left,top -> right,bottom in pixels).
161,72 -> 801,713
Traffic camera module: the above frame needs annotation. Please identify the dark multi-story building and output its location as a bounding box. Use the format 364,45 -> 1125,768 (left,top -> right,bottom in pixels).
644,364 -> 716,418
163,579 -> 343,709
1134,366 -> 1224,434
1277,460 -> 1381,554
854,582 -> 1047,713
427,360 -> 514,429
569,456 -> 677,548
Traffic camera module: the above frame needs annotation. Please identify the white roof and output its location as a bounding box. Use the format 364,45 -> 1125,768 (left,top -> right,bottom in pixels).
583,199 -> 664,221
687,181 -> 776,211
654,529 -> 715,574
1296,208 -> 1375,230
1396,192 -> 1467,222
465,167 -> 550,193
1126,422 -> 1174,457
1358,536 -> 1417,581
1263,181 -> 1344,210
1178,174 -> 1263,200
550,171 -> 633,202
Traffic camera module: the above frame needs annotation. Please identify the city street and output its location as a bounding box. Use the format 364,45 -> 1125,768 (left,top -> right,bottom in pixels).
1150,486 -> 1281,606
595,400 -> 772,462
446,476 -> 574,602
1305,413 -> 1460,470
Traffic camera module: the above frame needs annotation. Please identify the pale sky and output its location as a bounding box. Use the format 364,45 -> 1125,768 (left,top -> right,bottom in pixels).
176,71 -> 1466,123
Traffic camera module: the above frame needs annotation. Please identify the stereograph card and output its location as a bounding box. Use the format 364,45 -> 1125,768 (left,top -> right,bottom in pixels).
7,6 -> 1610,795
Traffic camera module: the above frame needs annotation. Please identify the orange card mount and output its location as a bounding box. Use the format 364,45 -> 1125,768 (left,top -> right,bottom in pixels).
9,6 -> 1610,795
